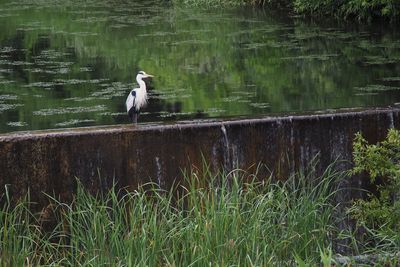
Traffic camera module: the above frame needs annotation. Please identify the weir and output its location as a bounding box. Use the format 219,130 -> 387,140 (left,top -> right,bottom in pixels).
0,107 -> 399,206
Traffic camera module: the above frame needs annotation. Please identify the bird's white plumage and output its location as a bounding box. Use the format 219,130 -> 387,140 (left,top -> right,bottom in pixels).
125,87 -> 148,113
125,71 -> 153,118
135,87 -> 148,110
125,91 -> 134,112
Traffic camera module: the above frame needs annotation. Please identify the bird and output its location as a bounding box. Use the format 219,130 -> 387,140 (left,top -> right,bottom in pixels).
125,70 -> 154,124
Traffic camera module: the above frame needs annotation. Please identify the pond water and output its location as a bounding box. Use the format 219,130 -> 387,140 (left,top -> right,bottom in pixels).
1,0 -> 400,133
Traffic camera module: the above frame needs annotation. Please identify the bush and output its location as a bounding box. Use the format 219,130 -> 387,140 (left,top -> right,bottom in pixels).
172,0 -> 291,8
341,0 -> 400,21
294,0 -> 399,21
173,0 -> 399,21
349,128 -> 400,248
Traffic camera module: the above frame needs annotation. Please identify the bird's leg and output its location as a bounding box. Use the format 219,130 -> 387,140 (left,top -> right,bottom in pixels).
132,113 -> 138,124
128,108 -> 139,124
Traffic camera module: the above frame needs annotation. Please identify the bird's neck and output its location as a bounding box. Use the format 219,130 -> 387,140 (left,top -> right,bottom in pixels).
137,78 -> 146,91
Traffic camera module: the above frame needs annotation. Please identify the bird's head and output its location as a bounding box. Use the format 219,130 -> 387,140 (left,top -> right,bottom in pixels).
137,71 -> 154,80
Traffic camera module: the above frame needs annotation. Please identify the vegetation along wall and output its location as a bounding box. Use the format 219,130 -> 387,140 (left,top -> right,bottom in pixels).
0,107 -> 399,206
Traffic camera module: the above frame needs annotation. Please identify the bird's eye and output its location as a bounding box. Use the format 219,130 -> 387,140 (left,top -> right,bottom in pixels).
138,71 -> 144,75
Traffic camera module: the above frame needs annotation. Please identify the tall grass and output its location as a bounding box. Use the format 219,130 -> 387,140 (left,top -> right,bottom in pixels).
1,164 -> 342,266
172,0 -> 288,8
293,0 -> 399,21
172,0 -> 399,21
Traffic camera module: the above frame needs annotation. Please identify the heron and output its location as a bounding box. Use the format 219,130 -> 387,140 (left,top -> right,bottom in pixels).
125,70 -> 154,124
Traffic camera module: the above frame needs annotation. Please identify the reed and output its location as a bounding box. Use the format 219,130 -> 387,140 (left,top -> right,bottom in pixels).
172,0 -> 398,21
1,164 -> 344,266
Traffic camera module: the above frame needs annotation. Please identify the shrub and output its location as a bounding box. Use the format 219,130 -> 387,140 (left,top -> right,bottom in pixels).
173,0 -> 399,21
294,0 -> 399,21
349,128 -> 400,248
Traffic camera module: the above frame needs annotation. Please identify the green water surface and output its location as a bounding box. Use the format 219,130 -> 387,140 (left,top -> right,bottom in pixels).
1,0 -> 400,132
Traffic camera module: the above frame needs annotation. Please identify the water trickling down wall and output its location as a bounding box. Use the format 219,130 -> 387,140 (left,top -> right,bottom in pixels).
0,108 -> 399,206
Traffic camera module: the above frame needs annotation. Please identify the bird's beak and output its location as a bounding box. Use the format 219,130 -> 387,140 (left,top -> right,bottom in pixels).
145,74 -> 154,78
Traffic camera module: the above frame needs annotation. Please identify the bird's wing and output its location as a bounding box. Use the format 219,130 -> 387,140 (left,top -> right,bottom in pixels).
126,90 -> 136,113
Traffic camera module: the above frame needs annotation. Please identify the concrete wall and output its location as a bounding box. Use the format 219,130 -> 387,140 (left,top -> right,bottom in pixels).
0,108 -> 399,205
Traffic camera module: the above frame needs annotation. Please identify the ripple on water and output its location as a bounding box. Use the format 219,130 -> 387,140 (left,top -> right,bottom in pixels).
171,40 -> 210,46
381,77 -> 400,82
100,112 -> 126,116
34,60 -> 74,67
33,105 -> 107,116
158,111 -> 194,118
109,24 -> 130,29
281,54 -> 339,61
249,102 -> 270,109
221,96 -> 242,102
0,103 -> 24,112
55,119 -> 95,127
0,94 -> 18,100
54,78 -> 108,85
355,84 -> 400,92
25,68 -> 55,74
7,121 -> 28,127
64,97 -> 96,102
33,49 -> 71,59
23,78 -> 109,89
69,31 -> 98,36
362,56 -> 400,66
79,67 -> 92,72
265,40 -> 301,49
23,82 -> 55,88
233,91 -> 257,97
243,43 -> 268,50
0,80 -> 15,85
207,107 -> 226,114
75,17 -> 108,23
0,47 -> 17,53
137,31 -> 177,37
0,69 -> 13,73
153,87 -> 191,100
354,92 -> 379,96
0,60 -> 33,66
90,83 -> 129,98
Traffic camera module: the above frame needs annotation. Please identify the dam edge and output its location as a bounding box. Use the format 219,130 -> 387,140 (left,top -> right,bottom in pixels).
0,107 -> 398,205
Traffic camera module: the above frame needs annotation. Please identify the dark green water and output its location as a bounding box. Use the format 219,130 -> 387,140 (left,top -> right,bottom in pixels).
1,0 -> 400,133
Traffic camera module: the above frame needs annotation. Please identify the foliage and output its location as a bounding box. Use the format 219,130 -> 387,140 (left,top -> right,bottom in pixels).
340,0 -> 400,21
294,0 -> 399,21
173,0 -> 399,21
173,0 -> 291,8
348,128 -> 400,248
0,165 -> 341,266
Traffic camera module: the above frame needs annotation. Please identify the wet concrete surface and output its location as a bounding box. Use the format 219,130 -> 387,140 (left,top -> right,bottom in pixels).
0,108 -> 399,207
